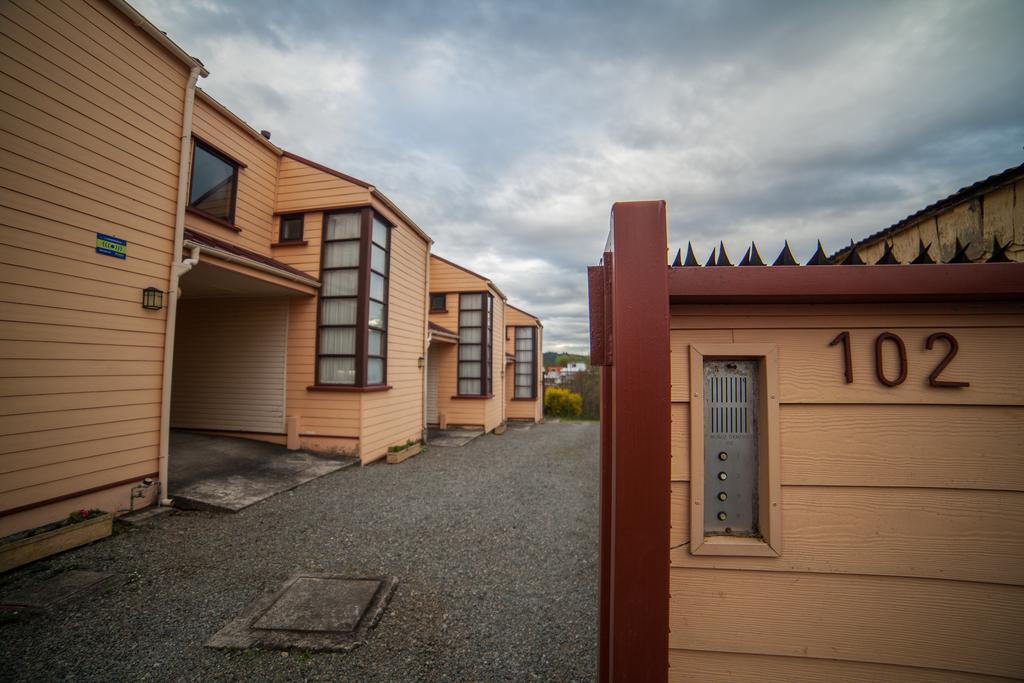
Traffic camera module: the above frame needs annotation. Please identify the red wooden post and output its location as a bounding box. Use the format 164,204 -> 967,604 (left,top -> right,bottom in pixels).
589,202 -> 671,682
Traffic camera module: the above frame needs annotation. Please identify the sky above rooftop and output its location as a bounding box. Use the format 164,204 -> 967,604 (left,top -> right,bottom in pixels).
137,0 -> 1024,353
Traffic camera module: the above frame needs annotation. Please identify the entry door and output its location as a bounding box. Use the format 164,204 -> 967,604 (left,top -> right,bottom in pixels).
426,344 -> 440,424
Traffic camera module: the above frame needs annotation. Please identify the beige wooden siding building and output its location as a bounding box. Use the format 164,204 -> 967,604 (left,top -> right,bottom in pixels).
0,0 -> 444,537
667,301 -> 1024,681
831,163 -> 1024,264
0,0 -> 198,536
427,255 -> 507,432
505,305 -> 543,423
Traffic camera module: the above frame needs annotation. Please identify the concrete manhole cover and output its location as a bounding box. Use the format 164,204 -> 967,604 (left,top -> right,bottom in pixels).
208,573 -> 398,652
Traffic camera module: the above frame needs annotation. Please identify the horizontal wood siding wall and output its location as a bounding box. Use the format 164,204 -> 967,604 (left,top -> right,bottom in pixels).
856,181 -> 1024,264
170,297 -> 288,433
0,0 -> 187,531
186,97 -> 279,255
668,301 -> 1024,681
428,257 -> 500,428
360,221 -> 428,462
274,156 -> 370,215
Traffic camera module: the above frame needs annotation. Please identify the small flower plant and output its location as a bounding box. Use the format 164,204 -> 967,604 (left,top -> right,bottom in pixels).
66,508 -> 106,524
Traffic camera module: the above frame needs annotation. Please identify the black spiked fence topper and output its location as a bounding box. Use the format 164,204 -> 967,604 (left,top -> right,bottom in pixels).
669,235 -> 1006,268
839,240 -> 865,265
716,241 -> 732,266
948,238 -> 973,264
875,241 -> 900,265
806,240 -> 829,265
987,237 -> 1012,263
683,243 -> 700,267
911,239 -> 935,264
773,241 -> 798,266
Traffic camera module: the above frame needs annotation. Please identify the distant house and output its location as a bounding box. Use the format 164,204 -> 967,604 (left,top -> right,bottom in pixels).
545,366 -> 563,384
831,163 -> 1024,264
563,361 -> 588,374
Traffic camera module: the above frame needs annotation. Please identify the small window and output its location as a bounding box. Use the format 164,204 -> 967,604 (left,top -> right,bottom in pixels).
279,214 -> 304,242
430,293 -> 447,312
188,139 -> 238,223
689,344 -> 781,557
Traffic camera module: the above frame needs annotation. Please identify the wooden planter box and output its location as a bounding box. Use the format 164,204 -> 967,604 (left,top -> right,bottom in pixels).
0,514 -> 113,573
386,443 -> 422,464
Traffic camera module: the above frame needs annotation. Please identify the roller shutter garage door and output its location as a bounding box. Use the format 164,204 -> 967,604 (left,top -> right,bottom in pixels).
171,297 -> 288,434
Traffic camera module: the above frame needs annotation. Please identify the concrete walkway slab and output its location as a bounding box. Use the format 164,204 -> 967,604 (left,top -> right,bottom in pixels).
426,428 -> 484,448
208,573 -> 397,652
170,432 -> 356,512
0,571 -> 115,610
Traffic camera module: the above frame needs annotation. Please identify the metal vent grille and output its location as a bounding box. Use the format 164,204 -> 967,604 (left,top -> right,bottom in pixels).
707,374 -> 750,435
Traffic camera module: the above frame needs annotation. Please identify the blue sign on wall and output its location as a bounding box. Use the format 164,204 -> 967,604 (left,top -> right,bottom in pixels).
96,233 -> 127,259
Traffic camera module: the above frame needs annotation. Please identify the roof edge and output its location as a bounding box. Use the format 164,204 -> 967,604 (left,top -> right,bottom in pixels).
107,0 -> 208,77
831,163 -> 1024,261
507,303 -> 543,327
430,254 -> 508,300
196,89 -> 282,155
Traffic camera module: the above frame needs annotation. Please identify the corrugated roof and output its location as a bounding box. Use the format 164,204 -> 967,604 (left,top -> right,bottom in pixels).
829,163 -> 1024,261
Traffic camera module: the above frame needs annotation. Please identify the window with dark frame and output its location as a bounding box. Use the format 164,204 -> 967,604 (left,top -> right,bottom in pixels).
188,139 -> 238,224
316,208 -> 391,386
458,292 -> 493,396
514,326 -> 537,399
430,292 -> 447,312
279,214 -> 304,242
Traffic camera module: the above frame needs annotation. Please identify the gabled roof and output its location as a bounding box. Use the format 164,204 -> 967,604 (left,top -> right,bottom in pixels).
507,304 -> 543,328
279,151 -> 432,245
830,163 -> 1024,261
430,254 -> 507,300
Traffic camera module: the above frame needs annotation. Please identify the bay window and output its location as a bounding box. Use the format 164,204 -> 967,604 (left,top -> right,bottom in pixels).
514,326 -> 537,399
316,208 -> 391,387
458,292 -> 493,396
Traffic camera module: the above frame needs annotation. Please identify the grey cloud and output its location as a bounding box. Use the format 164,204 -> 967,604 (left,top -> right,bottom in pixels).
137,0 -> 1024,353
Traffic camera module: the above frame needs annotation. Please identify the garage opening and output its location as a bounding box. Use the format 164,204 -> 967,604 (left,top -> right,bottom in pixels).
167,231 -> 323,507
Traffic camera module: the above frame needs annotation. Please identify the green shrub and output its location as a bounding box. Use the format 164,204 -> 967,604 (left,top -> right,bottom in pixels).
544,387 -> 583,418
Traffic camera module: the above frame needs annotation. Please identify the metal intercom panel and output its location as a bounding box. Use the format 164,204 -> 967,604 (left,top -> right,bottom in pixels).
703,359 -> 759,536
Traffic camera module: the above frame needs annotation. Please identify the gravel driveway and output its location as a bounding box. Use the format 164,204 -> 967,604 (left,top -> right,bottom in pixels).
1,421 -> 599,682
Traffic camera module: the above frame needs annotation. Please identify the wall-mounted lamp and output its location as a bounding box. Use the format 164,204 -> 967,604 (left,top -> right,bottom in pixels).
142,287 -> 164,310
417,356 -> 425,368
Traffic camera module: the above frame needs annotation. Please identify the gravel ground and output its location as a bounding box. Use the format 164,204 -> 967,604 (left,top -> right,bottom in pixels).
0,421 -> 599,682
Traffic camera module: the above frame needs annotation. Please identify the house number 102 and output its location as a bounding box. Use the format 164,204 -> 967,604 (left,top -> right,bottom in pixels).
829,331 -> 969,388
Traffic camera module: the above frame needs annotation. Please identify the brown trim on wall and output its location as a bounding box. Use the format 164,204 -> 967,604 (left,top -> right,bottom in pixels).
281,150 -> 372,188
271,240 -> 309,247
185,207 -> 241,233
307,385 -> 392,393
667,262 -> 1024,304
274,203 -> 370,217
0,472 -> 160,518
356,210 -> 371,385
450,394 -> 495,400
191,134 -> 248,168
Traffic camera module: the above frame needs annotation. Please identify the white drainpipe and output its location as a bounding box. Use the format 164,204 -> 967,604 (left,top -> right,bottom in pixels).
158,66 -> 203,506
422,244 -> 432,441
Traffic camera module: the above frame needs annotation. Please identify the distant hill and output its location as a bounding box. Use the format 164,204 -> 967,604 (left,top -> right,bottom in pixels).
543,352 -> 589,367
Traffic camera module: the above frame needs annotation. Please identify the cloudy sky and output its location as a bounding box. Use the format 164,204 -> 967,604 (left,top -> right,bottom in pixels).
138,0 -> 1024,353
